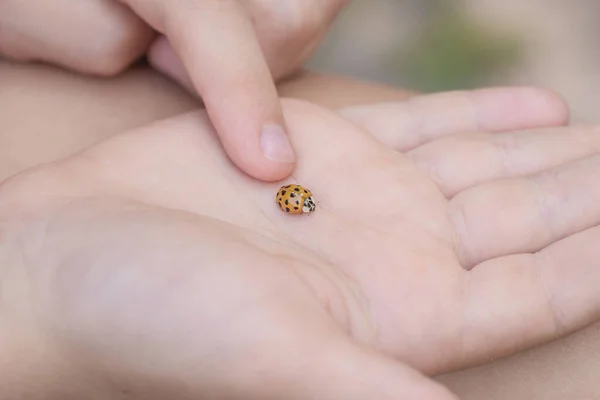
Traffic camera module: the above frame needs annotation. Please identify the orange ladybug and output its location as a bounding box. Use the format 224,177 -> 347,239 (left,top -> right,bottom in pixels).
276,184 -> 316,215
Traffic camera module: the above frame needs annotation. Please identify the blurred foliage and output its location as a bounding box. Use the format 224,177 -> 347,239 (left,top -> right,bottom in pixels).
397,1 -> 524,91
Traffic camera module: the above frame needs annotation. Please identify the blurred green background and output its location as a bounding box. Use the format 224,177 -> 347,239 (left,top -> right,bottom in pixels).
308,0 -> 599,122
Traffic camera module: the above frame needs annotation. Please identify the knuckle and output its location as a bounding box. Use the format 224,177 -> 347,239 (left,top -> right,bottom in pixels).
0,11 -> 40,62
0,38 -> 34,63
78,18 -> 154,76
0,1 -> 153,76
284,5 -> 322,40
254,0 -> 323,41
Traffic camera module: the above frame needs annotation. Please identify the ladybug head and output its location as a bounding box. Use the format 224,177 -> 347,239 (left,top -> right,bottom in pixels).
302,196 -> 316,213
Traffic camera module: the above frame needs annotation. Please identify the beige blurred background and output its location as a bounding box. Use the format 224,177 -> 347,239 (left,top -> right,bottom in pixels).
308,0 -> 600,123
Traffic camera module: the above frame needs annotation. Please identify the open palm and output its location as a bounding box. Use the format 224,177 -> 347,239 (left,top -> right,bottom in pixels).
3,88 -> 599,399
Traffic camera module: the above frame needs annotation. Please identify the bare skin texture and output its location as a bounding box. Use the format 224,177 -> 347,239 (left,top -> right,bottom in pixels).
2,60 -> 600,399
0,0 -> 351,182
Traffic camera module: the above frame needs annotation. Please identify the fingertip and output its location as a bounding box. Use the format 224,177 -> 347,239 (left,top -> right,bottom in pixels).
472,86 -> 571,132
252,162 -> 296,182
148,38 -> 295,182
533,87 -> 571,126
510,86 -> 570,126
214,93 -> 297,182
205,76 -> 296,181
260,124 -> 296,163
237,158 -> 296,182
234,144 -> 296,182
215,120 -> 296,182
148,2 -> 299,183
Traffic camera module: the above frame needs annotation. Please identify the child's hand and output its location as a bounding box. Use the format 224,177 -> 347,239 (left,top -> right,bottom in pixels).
0,0 -> 349,181
1,88 -> 581,400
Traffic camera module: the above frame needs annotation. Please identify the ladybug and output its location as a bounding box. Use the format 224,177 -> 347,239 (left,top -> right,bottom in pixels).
276,184 -> 316,215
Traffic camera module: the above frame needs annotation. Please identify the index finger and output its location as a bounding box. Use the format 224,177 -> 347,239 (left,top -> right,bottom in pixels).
124,0 -> 296,181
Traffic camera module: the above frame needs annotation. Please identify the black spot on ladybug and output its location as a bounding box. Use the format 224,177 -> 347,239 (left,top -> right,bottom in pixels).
294,187 -> 300,191
286,207 -> 290,212
294,207 -> 299,210
290,193 -> 296,198
281,190 -> 286,195
303,189 -> 308,193
285,200 -> 289,205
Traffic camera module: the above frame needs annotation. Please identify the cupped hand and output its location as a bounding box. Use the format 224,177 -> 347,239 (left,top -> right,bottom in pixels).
0,0 -> 349,182
4,87 -> 597,399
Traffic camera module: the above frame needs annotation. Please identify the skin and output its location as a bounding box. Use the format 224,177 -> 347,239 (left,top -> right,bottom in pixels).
3,59 -> 600,399
0,0 -> 350,181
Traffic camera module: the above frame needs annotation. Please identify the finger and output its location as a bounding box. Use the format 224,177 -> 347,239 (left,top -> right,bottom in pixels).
410,124 -> 600,197
285,334 -> 458,400
461,225 -> 600,366
0,0 -> 153,75
126,0 -> 295,181
147,35 -> 195,94
148,0 -> 349,90
450,153 -> 600,268
243,0 -> 350,79
340,87 -> 569,152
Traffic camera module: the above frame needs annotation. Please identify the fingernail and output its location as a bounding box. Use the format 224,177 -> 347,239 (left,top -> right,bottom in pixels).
260,125 -> 295,163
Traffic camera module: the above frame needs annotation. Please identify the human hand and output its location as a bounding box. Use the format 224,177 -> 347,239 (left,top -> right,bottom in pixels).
0,0 -> 349,182
4,87 -> 594,399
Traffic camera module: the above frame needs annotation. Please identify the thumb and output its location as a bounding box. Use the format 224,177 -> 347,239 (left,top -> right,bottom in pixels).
282,337 -> 458,400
